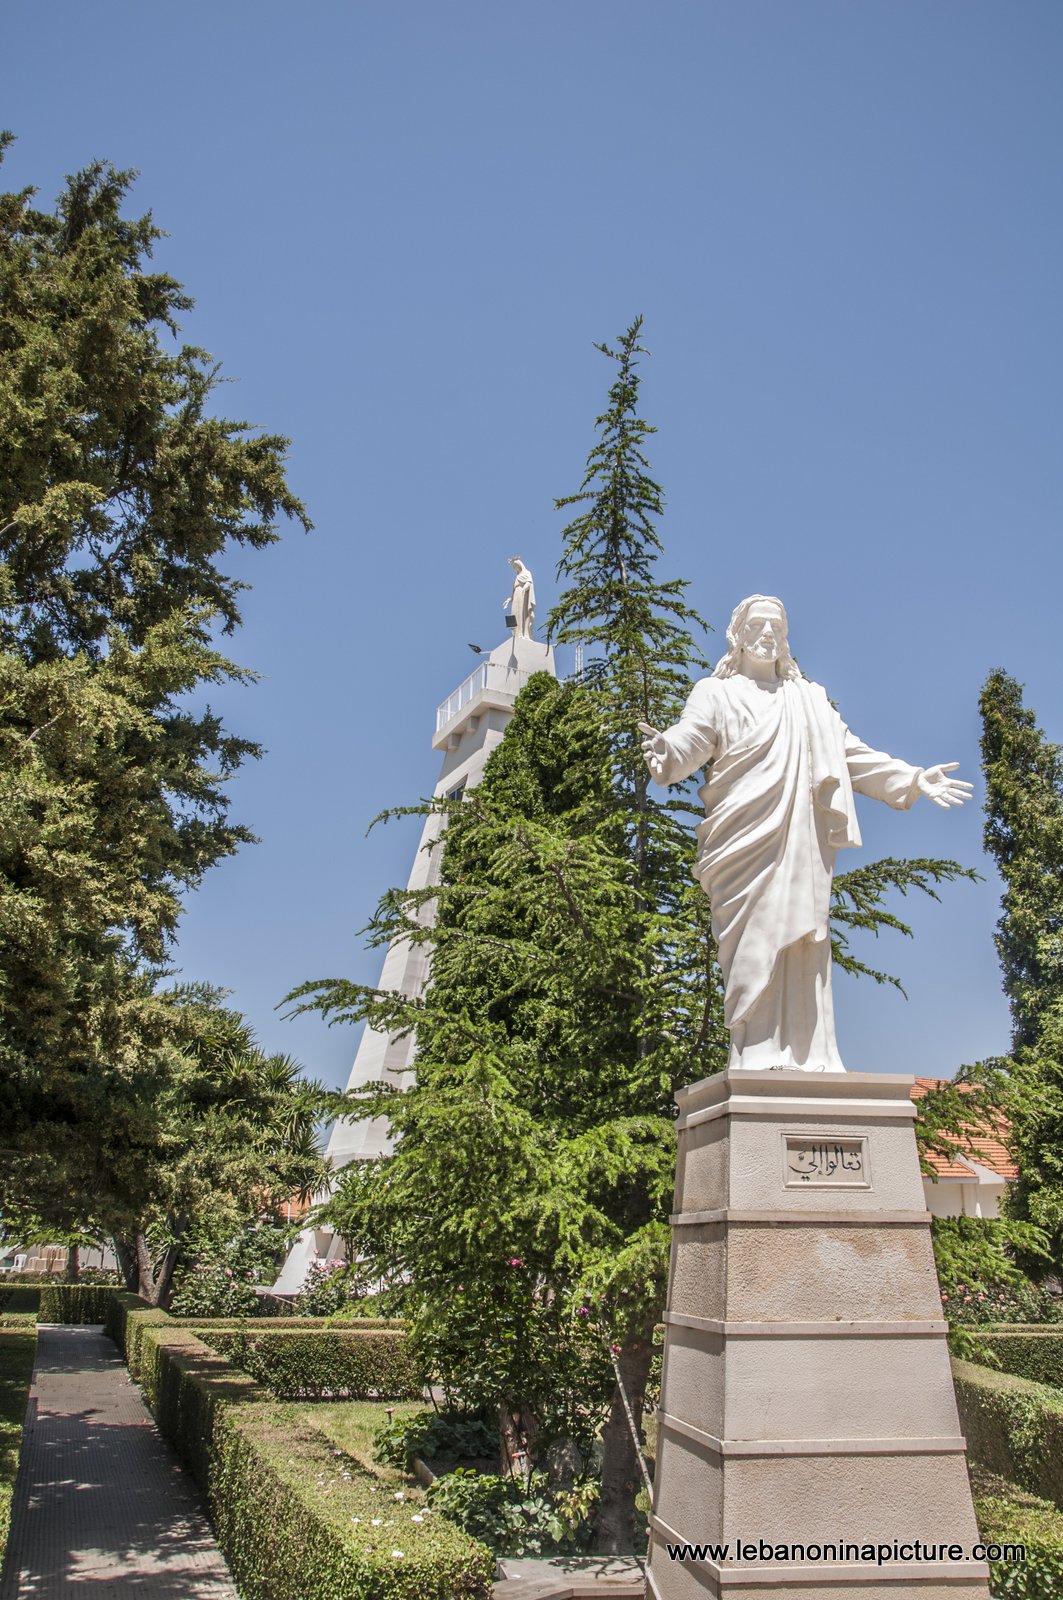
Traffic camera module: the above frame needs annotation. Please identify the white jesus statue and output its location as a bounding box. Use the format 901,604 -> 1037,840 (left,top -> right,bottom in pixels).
641,595 -> 971,1073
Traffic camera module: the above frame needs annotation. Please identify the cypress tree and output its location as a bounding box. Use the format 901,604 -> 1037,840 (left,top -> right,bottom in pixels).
980,668 -> 1063,1050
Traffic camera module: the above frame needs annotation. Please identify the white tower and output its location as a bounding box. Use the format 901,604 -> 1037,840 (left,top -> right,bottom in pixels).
272,623 -> 556,1293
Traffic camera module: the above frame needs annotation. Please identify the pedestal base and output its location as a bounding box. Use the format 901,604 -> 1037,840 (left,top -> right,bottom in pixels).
645,1071 -> 990,1599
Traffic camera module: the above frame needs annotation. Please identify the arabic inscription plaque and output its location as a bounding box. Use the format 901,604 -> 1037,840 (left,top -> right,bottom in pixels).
783,1135 -> 870,1189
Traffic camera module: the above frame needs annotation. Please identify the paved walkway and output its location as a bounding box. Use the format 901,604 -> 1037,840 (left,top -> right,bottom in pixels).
1,1325 -> 238,1598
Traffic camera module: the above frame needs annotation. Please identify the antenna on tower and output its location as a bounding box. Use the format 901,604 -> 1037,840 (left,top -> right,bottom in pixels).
574,640 -> 584,679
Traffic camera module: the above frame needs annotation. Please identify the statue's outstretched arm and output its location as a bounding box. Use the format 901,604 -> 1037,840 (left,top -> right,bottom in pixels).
845,730 -> 972,810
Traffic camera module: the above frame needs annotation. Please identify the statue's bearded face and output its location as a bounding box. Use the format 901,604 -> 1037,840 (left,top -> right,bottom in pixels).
739,603 -> 788,664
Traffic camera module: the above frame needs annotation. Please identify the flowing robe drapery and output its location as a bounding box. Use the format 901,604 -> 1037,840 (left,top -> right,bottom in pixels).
654,674 -> 923,1071
507,567 -> 536,639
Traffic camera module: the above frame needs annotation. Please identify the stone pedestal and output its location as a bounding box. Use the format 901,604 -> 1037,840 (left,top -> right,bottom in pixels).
646,1070 -> 991,1600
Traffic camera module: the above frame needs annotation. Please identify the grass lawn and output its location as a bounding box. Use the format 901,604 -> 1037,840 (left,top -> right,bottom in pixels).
295,1399 -> 426,1482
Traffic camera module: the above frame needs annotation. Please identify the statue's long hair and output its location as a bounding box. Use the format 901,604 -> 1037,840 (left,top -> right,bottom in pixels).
712,594 -> 801,682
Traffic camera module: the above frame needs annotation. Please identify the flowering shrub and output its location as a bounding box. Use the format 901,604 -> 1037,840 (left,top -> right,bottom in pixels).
944,1284 -> 1063,1329
170,1262 -> 259,1319
170,1223 -> 292,1318
295,1258 -> 366,1316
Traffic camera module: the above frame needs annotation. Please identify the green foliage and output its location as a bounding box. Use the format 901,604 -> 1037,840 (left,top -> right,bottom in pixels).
38,1283 -> 120,1323
0,1328 -> 36,1571
981,670 -> 1063,1051
932,1216 -> 1051,1318
1001,1018 -> 1063,1278
0,142 -> 314,1271
953,1356 -> 1063,1510
548,317 -> 709,801
426,1467 -> 599,1558
972,1468 -> 1063,1599
200,1329 -> 423,1401
373,1409 -> 498,1469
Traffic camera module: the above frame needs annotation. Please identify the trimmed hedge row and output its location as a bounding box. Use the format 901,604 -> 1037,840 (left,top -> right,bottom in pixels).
953,1357 -> 1063,1509
0,1328 -> 37,1573
108,1305 -> 492,1598
970,1330 -> 1063,1393
201,1329 -> 423,1400
103,1292 -> 172,1377
38,1284 -> 120,1323
0,1287 -> 38,1322
213,1400 -> 494,1599
972,1469 -> 1063,1599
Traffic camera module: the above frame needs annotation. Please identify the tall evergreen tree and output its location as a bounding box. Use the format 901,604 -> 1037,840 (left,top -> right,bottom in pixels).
980,669 -> 1063,1273
0,138 -> 310,1231
980,669 -> 1063,1050
297,323 -> 723,1552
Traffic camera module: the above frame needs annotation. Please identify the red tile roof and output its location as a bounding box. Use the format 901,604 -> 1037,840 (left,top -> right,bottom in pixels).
910,1078 -> 1018,1182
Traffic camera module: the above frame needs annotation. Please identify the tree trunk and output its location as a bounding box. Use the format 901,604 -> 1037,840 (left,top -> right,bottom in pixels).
135,1231 -> 180,1308
113,1237 -> 139,1291
594,1316 -> 656,1554
499,1398 -> 540,1478
63,1245 -> 80,1282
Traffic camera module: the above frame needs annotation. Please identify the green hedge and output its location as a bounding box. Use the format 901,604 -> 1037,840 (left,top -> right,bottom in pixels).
122,1318 -> 492,1598
973,1469 -> 1063,1599
0,1328 -> 37,1574
103,1292 -> 172,1377
200,1329 -> 423,1400
0,1287 -> 38,1322
954,1357 -> 1063,1509
969,1330 -> 1063,1392
38,1284 -> 122,1323
134,1322 -> 263,1492
213,1402 -> 494,1599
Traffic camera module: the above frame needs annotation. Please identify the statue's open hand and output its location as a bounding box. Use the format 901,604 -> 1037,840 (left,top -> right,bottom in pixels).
918,763 -> 974,809
639,721 -> 669,782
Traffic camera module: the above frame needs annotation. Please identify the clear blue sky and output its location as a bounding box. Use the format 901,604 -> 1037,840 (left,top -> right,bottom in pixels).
4,1 -> 1061,1090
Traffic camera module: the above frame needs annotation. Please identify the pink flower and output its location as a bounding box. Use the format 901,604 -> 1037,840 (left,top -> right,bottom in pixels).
507,1258 -> 525,1268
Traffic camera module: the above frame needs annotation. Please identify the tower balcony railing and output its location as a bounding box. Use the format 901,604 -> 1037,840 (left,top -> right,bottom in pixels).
435,661 -> 537,734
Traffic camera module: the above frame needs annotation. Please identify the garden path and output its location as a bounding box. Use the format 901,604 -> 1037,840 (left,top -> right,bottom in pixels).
1,1324 -> 238,1597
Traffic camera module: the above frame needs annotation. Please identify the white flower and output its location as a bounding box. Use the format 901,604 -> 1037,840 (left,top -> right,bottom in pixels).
411,1514 -> 424,1523
393,1491 -> 405,1501
350,1517 -> 361,1524
371,1518 -> 382,1527
391,1550 -> 405,1559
